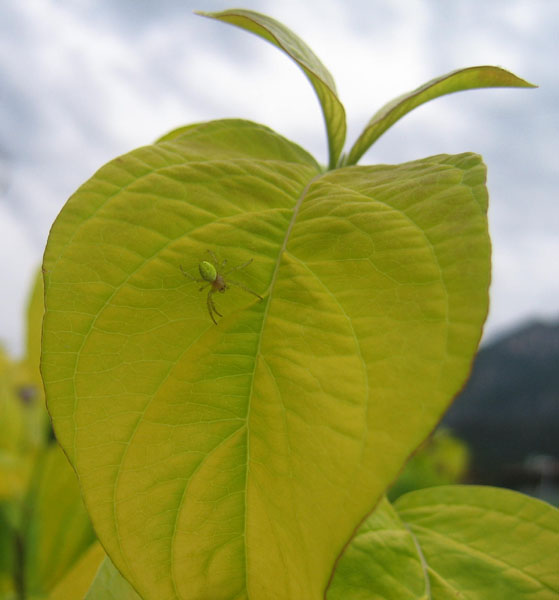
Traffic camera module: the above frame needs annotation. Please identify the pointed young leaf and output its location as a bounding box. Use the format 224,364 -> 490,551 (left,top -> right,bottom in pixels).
42,120 -> 490,599
329,486 -> 558,599
346,66 -> 536,165
198,9 -> 346,169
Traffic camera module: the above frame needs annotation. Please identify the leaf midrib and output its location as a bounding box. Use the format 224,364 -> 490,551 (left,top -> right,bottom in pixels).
241,172 -> 323,598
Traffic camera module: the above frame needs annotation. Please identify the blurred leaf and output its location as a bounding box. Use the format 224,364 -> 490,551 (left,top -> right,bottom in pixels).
0,451 -> 34,501
23,444 -> 96,597
0,504 -> 18,600
388,428 -> 470,500
0,271 -> 50,473
0,351 -> 24,454
0,352 -> 42,502
346,66 -> 536,165
48,543 -> 105,600
25,270 -> 45,388
199,9 -> 346,168
329,486 -> 559,599
42,120 -> 489,598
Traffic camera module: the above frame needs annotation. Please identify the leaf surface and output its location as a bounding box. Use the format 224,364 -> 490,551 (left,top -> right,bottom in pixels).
346,66 -> 536,165
198,9 -> 346,168
329,486 -> 559,599
42,119 -> 490,599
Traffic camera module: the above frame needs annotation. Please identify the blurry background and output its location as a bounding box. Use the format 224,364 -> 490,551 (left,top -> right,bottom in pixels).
1,0 -> 558,498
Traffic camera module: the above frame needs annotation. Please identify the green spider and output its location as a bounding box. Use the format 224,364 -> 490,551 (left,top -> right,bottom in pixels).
181,250 -> 263,324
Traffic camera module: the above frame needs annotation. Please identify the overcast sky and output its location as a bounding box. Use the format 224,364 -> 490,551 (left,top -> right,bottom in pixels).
1,0 -> 557,357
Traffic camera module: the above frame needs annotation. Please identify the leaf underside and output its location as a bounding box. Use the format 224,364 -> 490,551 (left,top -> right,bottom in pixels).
42,119 -> 490,599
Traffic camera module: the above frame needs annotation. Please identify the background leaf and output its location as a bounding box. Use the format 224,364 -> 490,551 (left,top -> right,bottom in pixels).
42,120 -> 490,599
48,543 -> 105,600
329,486 -> 559,599
0,501 -> 18,600
327,496 -> 427,599
84,556 -> 142,600
346,66 -> 536,166
25,271 -> 46,393
198,9 -> 346,169
22,444 -> 96,597
388,428 -> 470,501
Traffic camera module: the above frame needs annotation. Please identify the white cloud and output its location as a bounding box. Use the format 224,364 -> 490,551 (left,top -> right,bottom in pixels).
0,203 -> 38,357
489,232 -> 559,337
0,0 -> 557,353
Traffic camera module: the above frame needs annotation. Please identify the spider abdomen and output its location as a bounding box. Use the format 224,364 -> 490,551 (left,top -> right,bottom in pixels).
199,260 -> 217,282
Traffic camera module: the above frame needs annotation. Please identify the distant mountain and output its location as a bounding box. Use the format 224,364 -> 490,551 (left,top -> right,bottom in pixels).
443,319 -> 559,484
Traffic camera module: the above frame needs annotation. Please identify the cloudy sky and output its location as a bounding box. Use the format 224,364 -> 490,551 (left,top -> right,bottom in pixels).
1,0 -> 557,356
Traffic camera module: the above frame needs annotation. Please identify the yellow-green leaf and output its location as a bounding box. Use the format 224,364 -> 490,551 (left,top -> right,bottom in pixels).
198,9 -> 346,169
328,497 -> 427,599
346,66 -> 536,166
329,486 -> 559,599
42,119 -> 490,599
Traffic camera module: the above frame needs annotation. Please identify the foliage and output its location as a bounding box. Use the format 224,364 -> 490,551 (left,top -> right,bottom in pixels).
16,6 -> 555,600
0,273 -> 96,600
329,487 -> 558,600
387,428 -> 470,501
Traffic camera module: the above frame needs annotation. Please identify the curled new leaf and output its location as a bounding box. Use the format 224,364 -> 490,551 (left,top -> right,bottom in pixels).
346,66 -> 536,166
198,9 -> 346,169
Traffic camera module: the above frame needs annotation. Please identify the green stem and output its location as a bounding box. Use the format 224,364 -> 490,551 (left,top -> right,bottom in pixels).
14,530 -> 25,600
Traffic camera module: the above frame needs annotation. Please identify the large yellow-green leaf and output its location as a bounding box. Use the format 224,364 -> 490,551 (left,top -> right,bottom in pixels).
328,486 -> 559,599
346,66 -> 536,166
198,9 -> 346,169
42,119 -> 490,599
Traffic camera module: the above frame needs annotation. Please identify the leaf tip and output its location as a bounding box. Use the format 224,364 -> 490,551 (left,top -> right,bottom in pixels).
513,75 -> 538,89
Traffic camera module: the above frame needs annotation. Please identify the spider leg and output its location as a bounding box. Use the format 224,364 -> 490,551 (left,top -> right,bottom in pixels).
205,250 -> 227,271
180,265 -> 202,282
206,290 -> 218,324
212,298 -> 223,317
206,290 -> 223,324
226,279 -> 263,301
222,258 -> 253,276
206,250 -> 220,268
